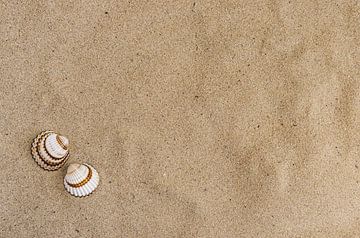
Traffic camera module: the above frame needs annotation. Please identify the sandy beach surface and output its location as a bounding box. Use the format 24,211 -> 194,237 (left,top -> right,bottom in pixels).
1,0 -> 360,237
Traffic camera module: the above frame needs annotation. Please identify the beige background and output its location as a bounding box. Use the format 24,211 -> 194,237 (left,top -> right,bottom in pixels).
1,0 -> 360,237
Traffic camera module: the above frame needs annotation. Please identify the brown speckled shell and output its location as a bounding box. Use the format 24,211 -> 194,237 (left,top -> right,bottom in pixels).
31,130 -> 69,171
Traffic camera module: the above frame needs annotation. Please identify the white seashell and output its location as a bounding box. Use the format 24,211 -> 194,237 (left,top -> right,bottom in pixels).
31,131 -> 70,171
64,163 -> 100,197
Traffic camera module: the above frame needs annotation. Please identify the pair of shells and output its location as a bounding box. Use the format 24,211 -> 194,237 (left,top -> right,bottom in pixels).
31,131 -> 99,197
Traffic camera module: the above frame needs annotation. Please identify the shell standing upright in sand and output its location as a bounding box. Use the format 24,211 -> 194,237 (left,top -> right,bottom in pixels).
64,163 -> 100,197
31,130 -> 70,170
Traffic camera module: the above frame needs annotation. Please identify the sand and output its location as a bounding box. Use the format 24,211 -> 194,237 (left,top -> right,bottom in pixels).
1,0 -> 360,237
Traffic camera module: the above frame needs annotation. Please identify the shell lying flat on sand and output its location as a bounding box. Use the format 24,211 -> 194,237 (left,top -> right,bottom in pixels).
64,163 -> 100,197
31,130 -> 70,171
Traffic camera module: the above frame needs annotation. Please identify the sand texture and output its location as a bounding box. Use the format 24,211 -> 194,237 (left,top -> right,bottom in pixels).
1,0 -> 360,237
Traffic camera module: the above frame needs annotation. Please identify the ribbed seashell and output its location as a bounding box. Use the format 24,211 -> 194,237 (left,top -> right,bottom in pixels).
64,163 -> 100,197
31,131 -> 70,171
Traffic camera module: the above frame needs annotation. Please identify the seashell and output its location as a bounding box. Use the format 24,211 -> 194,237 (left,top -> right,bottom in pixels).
64,163 -> 100,197
31,130 -> 70,171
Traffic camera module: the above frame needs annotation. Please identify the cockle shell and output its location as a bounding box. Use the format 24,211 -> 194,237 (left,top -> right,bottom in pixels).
31,130 -> 70,171
64,163 -> 99,197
